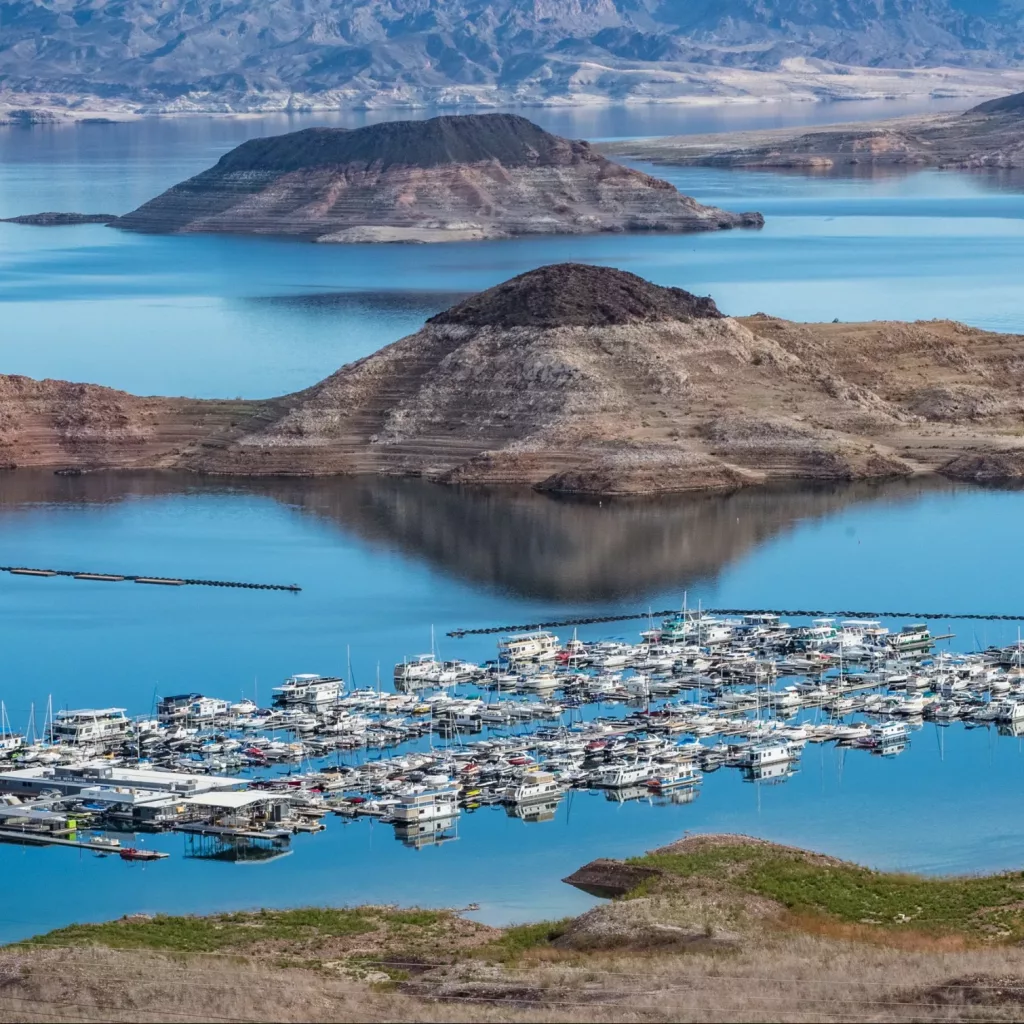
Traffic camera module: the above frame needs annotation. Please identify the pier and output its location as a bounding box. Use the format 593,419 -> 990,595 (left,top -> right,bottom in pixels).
0,565 -> 300,592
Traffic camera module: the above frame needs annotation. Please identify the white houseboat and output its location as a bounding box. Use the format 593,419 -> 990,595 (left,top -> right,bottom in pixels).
594,760 -> 657,789
272,674 -> 343,707
888,624 -> 933,652
503,771 -> 562,805
389,787 -> 461,824
52,708 -> 129,747
736,741 -> 796,769
647,761 -> 702,792
498,631 -> 560,663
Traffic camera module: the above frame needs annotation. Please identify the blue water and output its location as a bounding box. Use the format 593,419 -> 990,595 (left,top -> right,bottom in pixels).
5,99 -> 1023,397
2,103 -> 1024,941
0,474 -> 1020,941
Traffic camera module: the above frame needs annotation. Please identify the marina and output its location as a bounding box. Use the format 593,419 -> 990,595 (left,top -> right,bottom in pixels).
1,474 -> 1024,937
4,607 -> 1024,869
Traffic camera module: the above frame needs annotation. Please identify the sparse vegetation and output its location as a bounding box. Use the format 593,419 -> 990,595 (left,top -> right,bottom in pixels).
8,838 -> 1024,1022
633,839 -> 1024,939
473,918 -> 574,961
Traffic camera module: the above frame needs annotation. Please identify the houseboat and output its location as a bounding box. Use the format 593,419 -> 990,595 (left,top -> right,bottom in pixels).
503,771 -> 562,805
888,624 -> 933,652
498,631 -> 560,663
389,787 -> 461,824
52,708 -> 129,747
272,674 -> 342,707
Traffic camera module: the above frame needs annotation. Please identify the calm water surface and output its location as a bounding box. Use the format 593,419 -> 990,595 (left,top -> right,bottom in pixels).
0,474 -> 1022,941
5,99 -> 1023,397
2,102 -> 1024,940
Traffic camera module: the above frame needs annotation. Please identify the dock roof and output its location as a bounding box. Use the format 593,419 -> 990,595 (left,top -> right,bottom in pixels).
184,791 -> 287,810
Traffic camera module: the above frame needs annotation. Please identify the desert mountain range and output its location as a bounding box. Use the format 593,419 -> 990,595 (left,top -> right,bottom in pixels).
4,0 -> 1024,112
604,89 -> 1024,171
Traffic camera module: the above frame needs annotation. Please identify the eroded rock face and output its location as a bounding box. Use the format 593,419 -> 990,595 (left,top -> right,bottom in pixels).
3,264 -> 1024,494
115,114 -> 763,242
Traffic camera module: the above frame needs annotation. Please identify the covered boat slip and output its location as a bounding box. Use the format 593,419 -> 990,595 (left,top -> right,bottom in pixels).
177,790 -> 294,841
0,761 -> 244,798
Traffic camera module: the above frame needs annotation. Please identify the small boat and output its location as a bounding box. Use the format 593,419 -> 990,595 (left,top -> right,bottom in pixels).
87,835 -> 121,853
118,846 -> 168,862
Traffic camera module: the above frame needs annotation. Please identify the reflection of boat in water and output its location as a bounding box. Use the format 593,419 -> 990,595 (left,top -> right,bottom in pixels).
505,797 -> 561,823
659,787 -> 700,807
743,761 -> 798,784
871,742 -> 907,758
603,784 -> 652,804
394,815 -> 459,850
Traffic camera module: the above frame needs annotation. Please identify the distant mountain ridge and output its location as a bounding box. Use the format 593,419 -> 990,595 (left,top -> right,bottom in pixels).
5,0 -> 1024,111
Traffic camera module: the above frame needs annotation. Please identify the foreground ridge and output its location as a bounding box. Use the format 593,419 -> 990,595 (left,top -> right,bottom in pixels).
9,836 -> 1024,1022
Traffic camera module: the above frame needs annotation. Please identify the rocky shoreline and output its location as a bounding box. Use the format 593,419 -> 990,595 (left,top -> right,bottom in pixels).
602,90 -> 1024,172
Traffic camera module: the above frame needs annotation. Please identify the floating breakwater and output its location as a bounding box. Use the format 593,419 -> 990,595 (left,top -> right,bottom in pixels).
0,565 -> 301,591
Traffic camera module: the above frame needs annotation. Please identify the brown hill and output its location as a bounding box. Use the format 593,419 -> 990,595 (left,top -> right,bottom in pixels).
3,263 -> 1024,494
113,114 -> 764,243
428,263 -> 722,328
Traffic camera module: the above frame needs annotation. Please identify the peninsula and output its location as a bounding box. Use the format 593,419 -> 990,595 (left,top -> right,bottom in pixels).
106,113 -> 763,243
2,263 -> 1024,494
602,90 -> 1024,172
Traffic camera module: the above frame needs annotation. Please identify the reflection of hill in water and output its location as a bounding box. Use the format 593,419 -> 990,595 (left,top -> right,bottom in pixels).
0,472 -> 959,602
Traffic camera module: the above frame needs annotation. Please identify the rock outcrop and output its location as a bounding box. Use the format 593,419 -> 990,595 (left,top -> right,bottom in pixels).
2,212 -> 120,226
114,114 -> 763,243
4,263 -> 1024,494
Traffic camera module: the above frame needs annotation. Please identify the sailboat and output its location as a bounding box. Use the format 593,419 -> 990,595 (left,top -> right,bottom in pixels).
0,701 -> 23,753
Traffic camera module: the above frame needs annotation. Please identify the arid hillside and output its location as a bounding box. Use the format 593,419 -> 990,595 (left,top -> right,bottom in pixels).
111,114 -> 763,243
3,263 -> 1024,494
603,92 -> 1024,171
8,835 -> 1024,1023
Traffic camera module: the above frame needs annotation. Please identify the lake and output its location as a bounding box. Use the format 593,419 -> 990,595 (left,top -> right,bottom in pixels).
2,101 -> 1024,942
0,473 -> 1023,941
6,99 -> 1024,397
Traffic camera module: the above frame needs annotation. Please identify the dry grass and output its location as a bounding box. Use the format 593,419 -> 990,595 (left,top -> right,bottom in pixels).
9,930 -> 1024,1023
9,838 -> 1024,1022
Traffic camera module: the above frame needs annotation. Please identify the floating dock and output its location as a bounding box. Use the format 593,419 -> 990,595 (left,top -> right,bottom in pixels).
0,565 -> 300,592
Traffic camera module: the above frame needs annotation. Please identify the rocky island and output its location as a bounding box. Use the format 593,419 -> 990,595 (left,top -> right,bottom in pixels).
602,90 -> 1024,172
108,113 -> 763,243
2,263 -> 1024,493
1,212 -> 119,226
